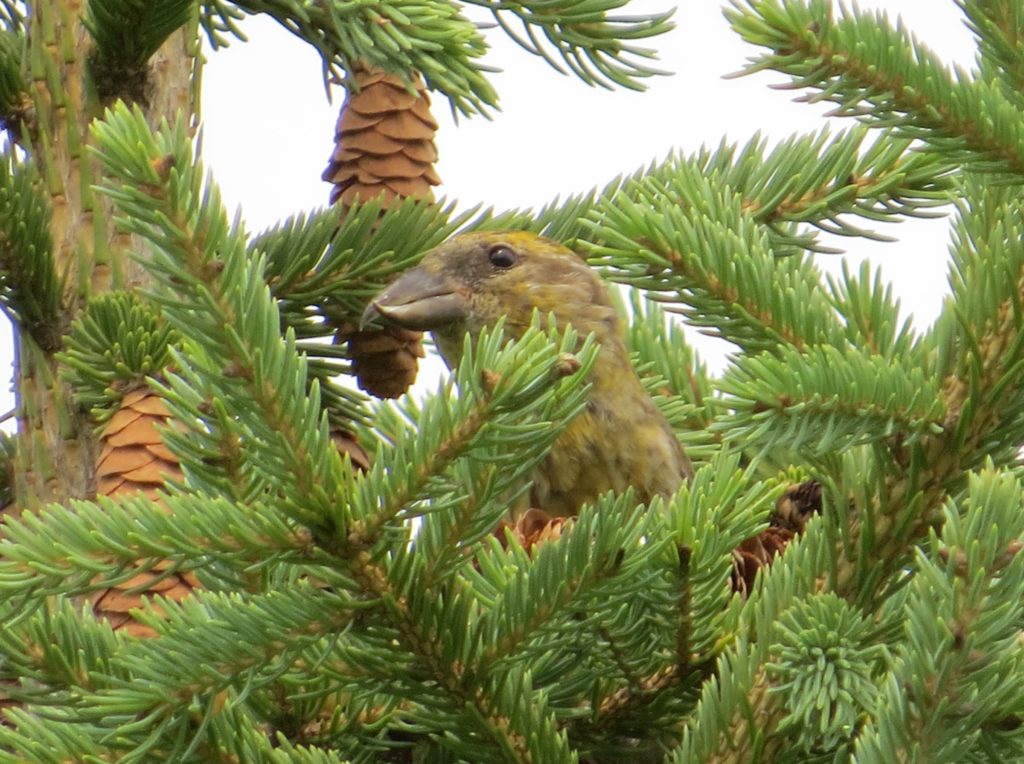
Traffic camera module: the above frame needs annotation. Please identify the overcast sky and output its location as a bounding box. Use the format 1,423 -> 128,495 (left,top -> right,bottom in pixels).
0,2 -> 980,415
198,0 -> 974,383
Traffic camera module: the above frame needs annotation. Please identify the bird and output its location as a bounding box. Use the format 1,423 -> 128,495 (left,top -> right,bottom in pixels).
361,230 -> 693,517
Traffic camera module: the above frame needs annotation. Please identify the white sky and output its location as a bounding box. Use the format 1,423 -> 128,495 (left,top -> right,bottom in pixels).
0,2 -> 980,414
198,0 -> 974,385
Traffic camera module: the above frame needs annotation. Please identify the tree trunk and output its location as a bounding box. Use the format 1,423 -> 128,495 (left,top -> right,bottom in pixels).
12,3 -> 196,511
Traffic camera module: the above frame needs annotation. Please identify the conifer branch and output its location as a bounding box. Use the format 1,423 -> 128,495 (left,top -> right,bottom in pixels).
58,291 -> 179,418
463,0 -> 674,90
252,199 -> 472,421
343,319 -> 597,550
669,455 -> 776,656
415,462 -> 496,586
319,329 -> 600,758
339,548 -> 565,762
839,177 -> 1024,594
200,0 -> 498,117
155,386 -> 268,503
727,1 -> 1024,179
86,0 -> 195,102
716,344 -> 947,458
827,259 -> 918,360
475,495 -> 665,668
0,27 -> 28,136
89,586 -> 356,714
765,594 -> 885,750
959,1 -> 1024,103
0,598 -> 127,707
701,128 -> 954,247
676,519 -> 840,760
0,710 -> 113,761
584,164 -> 846,355
0,589 -> 358,761
0,494 -> 320,598
256,198 -> 469,320
941,180 -> 1024,463
0,153 -> 59,350
485,128 -> 953,260
623,293 -> 716,447
92,104 -> 353,530
853,469 -> 1024,762
673,652 -> 786,764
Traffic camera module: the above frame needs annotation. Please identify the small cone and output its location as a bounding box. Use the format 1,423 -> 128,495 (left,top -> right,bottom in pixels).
731,480 -> 823,596
90,388 -> 199,638
324,64 -> 439,399
339,322 -> 425,400
731,527 -> 795,597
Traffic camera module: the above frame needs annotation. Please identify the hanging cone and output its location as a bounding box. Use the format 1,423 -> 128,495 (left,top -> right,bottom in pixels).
731,480 -> 823,597
90,387 -> 200,638
322,66 -> 440,209
324,64 -> 439,399
337,320 -> 425,400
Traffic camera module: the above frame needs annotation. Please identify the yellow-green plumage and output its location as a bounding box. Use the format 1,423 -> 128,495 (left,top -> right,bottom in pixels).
364,231 -> 693,516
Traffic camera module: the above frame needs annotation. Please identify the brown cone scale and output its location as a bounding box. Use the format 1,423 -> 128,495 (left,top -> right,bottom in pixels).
324,64 -> 439,399
91,388 -> 199,638
499,507 -> 570,551
338,321 -> 425,399
731,480 -> 823,597
331,426 -> 371,473
322,66 -> 439,210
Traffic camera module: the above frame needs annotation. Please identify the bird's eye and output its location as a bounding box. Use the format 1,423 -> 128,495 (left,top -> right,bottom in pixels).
488,245 -> 518,269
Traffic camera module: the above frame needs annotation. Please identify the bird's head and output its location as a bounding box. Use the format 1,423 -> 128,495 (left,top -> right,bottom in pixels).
362,231 -> 619,365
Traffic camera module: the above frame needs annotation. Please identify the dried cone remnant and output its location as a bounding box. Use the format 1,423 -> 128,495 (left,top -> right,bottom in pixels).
499,508 -> 571,552
92,388 -> 199,638
772,479 -> 823,533
324,65 -> 439,399
731,527 -> 795,598
732,480 -> 823,596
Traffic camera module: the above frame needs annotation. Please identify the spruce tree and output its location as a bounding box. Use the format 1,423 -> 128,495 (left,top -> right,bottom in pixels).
2,1 -> 1024,762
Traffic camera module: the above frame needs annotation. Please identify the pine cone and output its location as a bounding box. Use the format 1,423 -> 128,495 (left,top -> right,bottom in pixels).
338,321 -> 425,399
91,387 -> 199,638
324,64 -> 439,400
96,388 -> 180,498
730,480 -> 823,596
322,66 -> 440,208
731,527 -> 796,597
